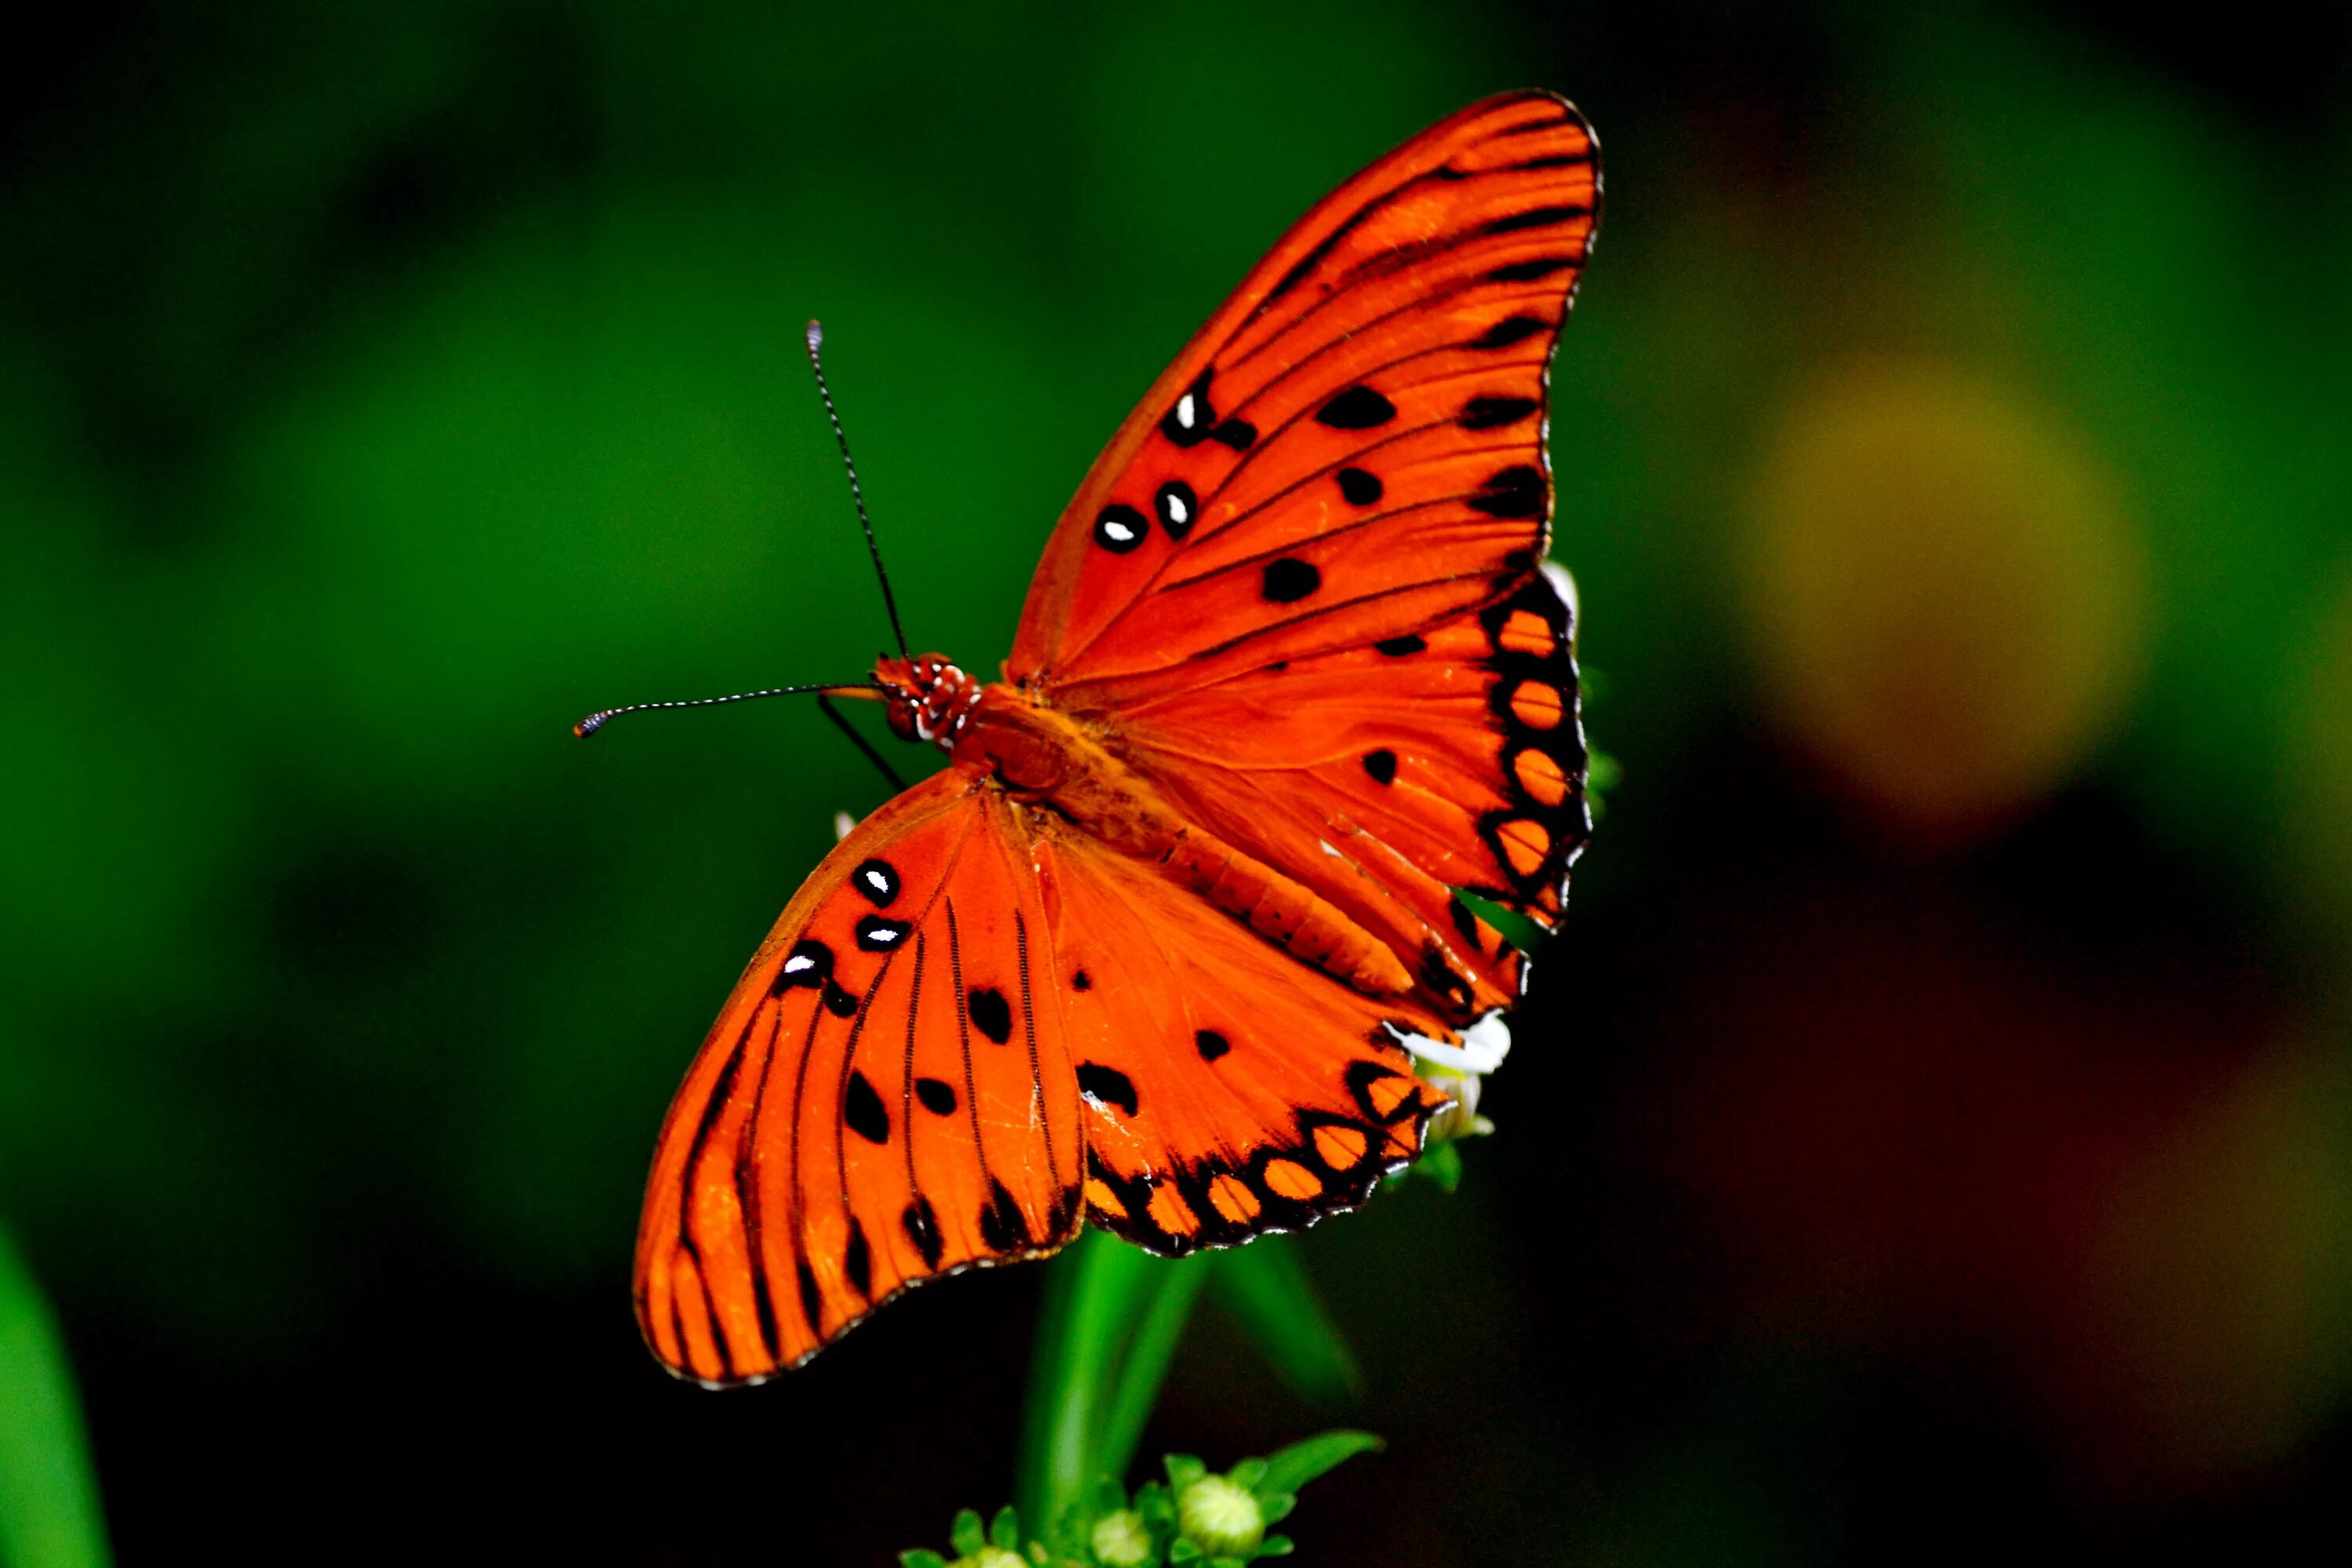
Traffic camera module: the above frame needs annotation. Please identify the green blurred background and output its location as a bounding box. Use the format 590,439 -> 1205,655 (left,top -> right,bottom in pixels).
4,2 -> 2348,1561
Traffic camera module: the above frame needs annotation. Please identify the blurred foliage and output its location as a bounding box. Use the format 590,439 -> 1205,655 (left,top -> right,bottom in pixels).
2,0 -> 2348,1560
0,1229 -> 111,1568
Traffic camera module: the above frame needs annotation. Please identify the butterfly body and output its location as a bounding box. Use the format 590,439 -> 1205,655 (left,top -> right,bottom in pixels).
629,92 -> 1601,1383
877,652 -> 1420,997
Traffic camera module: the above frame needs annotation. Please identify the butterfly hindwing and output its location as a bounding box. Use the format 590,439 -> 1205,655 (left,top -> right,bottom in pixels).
1033,818 -> 1451,1254
635,768 -> 1082,1385
1010,91 -> 1598,699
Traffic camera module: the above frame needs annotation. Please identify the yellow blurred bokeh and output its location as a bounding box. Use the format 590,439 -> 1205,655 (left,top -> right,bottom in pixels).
1740,361 -> 2151,837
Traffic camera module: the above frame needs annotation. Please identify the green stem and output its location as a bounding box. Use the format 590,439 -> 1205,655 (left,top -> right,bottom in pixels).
1014,1231 -> 1214,1536
1089,1254 -> 1208,1489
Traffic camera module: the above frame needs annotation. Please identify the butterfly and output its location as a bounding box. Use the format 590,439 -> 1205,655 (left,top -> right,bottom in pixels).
611,92 -> 1599,1384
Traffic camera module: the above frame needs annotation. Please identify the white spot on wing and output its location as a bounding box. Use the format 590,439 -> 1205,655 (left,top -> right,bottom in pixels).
1175,394 -> 1196,428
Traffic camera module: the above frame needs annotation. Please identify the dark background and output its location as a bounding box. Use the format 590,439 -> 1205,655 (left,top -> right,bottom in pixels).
4,2 -> 2349,1561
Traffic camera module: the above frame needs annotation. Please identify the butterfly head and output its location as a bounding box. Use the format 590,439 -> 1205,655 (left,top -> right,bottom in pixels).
873,653 -> 983,748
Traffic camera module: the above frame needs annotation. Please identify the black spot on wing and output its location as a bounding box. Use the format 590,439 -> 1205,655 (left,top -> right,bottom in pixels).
1472,314 -> 1550,349
1461,395 -> 1539,430
1479,203 -> 1592,236
1362,749 -> 1398,785
1468,466 -> 1546,518
1374,633 -> 1427,656
1261,559 -> 1321,604
844,1069 -> 890,1145
852,859 -> 901,905
1161,370 -> 1218,447
1072,969 -> 1092,992
844,1218 -> 872,1298
1316,386 -> 1397,429
855,914 -> 912,952
1195,1029 -> 1231,1062
1155,480 -> 1197,540
796,1260 -> 823,1335
1336,466 -> 1383,505
1489,256 -> 1577,283
1094,504 -> 1146,554
902,1195 -> 943,1269
1210,418 -> 1257,450
978,1178 -> 1031,1251
772,938 -> 832,994
1446,895 -> 1485,950
822,981 -> 860,1018
915,1076 -> 957,1116
1078,1062 -> 1139,1116
967,986 -> 1012,1044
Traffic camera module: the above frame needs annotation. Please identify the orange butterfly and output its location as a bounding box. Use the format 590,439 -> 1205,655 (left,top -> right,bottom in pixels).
598,93 -> 1599,1384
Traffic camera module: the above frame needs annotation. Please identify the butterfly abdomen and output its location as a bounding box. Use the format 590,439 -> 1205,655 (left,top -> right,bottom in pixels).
957,686 -> 1410,997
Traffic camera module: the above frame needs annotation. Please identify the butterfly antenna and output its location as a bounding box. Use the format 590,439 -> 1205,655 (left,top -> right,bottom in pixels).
572,681 -> 879,739
804,321 -> 910,663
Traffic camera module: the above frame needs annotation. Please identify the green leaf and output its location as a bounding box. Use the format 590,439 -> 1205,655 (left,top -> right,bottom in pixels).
992,1504 -> 1022,1551
1258,1535 -> 1295,1556
1255,1430 -> 1383,1497
1258,1493 -> 1295,1526
952,1508 -> 987,1558
1226,1457 -> 1268,1491
1163,1454 -> 1207,1493
900,1552 -> 949,1568
1168,1541 -> 1203,1563
1087,1475 -> 1129,1515
1207,1238 -> 1359,1405
0,1228 -> 112,1568
1453,887 -> 1549,954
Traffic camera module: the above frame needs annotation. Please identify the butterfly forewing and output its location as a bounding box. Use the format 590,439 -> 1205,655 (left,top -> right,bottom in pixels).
1008,90 -> 1597,695
635,769 -> 1082,1385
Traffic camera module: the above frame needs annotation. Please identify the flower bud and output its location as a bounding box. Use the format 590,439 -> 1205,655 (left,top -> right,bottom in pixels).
1088,1509 -> 1152,1567
1176,1475 -> 1264,1556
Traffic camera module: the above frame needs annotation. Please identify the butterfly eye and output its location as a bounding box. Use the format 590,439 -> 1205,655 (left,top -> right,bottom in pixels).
1092,504 -> 1148,554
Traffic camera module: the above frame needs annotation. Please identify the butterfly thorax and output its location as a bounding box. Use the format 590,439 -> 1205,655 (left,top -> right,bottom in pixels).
875,659 -> 1415,1001
873,652 -> 985,746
